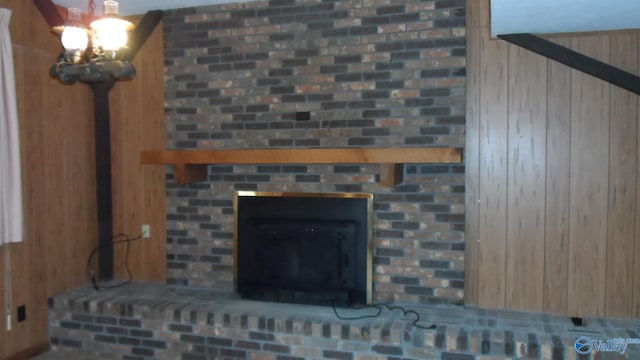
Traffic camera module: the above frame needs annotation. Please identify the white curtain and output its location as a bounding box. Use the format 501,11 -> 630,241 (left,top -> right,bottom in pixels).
0,8 -> 23,245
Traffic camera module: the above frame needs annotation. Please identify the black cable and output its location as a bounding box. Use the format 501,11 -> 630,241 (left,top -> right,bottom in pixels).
86,232 -> 144,291
379,303 -> 436,330
332,301 -> 436,330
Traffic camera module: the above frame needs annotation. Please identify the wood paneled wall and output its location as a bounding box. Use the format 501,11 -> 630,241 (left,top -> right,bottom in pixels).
110,14 -> 166,283
0,2 -> 165,358
466,0 -> 640,318
0,2 -> 95,357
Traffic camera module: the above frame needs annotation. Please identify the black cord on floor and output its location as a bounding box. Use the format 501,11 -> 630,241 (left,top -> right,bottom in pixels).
86,232 -> 144,291
332,301 -> 436,330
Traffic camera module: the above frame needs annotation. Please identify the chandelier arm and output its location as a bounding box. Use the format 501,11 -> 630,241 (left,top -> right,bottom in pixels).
89,0 -> 96,17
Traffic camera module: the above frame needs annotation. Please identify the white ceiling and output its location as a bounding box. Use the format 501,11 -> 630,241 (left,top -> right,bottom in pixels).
51,0 -> 247,16
491,0 -> 640,35
53,0 -> 640,35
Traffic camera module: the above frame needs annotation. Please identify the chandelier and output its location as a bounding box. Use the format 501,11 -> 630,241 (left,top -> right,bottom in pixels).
51,0 -> 136,83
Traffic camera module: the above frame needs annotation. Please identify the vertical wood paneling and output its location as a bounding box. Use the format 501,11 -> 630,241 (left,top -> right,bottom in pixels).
567,35 -> 610,317
634,36 -> 640,319
140,23 -> 168,281
505,44 -> 547,311
477,30 -> 509,308
1,43 -> 95,357
0,0 -> 61,52
111,71 -> 143,280
468,21 -> 640,317
605,33 -> 637,318
11,49 -> 40,357
543,38 -> 572,315
0,4 -> 164,357
467,0 -> 490,29
110,17 -> 166,282
464,2 -> 482,305
14,50 -> 52,353
41,73 -> 67,295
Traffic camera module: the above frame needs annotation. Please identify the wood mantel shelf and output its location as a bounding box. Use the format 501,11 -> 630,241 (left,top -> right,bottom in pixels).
140,147 -> 463,186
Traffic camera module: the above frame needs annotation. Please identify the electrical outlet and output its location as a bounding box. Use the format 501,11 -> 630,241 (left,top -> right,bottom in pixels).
142,224 -> 150,238
17,305 -> 26,322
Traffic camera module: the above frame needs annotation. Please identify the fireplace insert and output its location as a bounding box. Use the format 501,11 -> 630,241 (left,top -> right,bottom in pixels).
234,191 -> 373,307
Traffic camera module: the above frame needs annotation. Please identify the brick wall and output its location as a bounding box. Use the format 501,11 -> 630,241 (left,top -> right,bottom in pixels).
163,0 -> 465,305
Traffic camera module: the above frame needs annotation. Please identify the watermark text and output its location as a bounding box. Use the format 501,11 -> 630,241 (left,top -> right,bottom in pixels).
575,336 -> 640,355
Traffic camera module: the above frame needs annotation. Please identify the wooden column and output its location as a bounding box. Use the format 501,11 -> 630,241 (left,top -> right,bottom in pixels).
90,80 -> 116,281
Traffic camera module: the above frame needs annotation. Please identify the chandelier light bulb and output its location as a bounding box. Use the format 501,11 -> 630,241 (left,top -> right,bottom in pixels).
61,25 -> 89,52
90,1 -> 133,59
91,18 -> 129,51
60,8 -> 88,63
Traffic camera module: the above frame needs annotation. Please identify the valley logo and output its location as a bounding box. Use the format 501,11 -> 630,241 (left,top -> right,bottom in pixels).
575,336 -> 640,355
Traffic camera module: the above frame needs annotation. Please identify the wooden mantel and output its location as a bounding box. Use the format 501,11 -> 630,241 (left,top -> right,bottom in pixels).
140,147 -> 463,186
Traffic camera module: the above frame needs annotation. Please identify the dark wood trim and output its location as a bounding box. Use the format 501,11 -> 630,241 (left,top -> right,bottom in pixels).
4,341 -> 49,360
174,164 -> 208,185
498,33 -> 640,95
90,81 -> 115,281
124,10 -> 163,61
33,0 -> 64,28
379,164 -> 404,187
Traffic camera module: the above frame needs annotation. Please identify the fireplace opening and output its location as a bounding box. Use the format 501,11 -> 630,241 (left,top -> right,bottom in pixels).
234,191 -> 373,307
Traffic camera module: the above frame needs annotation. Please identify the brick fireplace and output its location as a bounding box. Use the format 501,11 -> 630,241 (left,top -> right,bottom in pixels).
45,1 -> 640,359
163,0 -> 466,305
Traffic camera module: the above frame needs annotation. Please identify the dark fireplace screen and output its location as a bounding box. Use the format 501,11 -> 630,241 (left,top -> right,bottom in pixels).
234,191 -> 373,307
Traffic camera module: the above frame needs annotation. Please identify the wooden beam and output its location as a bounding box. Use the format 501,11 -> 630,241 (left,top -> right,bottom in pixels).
379,164 -> 404,187
90,81 -> 115,281
141,147 -> 463,165
174,164 -> 207,185
141,147 -> 462,186
33,0 -> 64,28
123,10 -> 163,62
498,33 -> 640,95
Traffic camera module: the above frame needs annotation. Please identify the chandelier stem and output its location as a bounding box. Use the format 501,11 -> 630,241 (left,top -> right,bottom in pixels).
89,0 -> 95,17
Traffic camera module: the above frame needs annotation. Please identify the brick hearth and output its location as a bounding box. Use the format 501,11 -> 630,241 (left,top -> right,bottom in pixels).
47,282 -> 640,359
